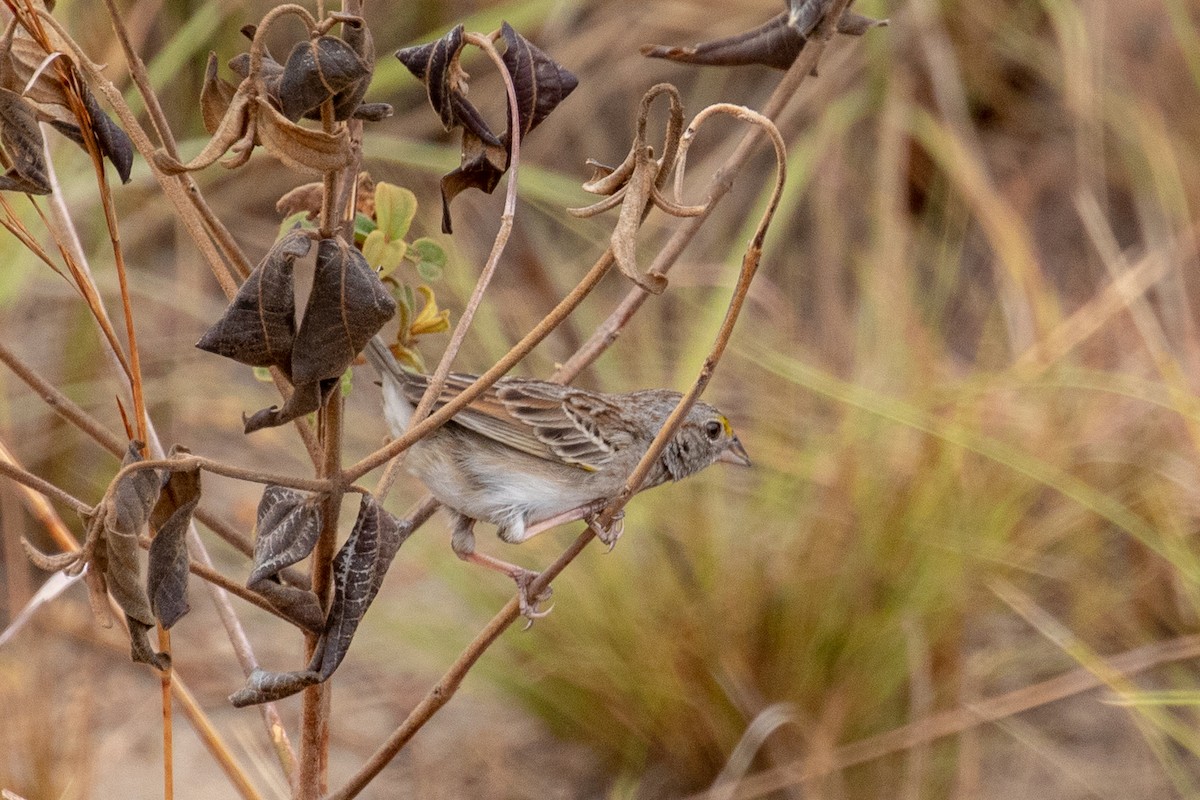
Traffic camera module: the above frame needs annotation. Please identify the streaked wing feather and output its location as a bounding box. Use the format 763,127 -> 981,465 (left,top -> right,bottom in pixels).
399,372 -> 569,464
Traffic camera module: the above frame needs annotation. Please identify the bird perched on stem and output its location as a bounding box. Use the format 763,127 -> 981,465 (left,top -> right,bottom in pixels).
365,339 -> 750,619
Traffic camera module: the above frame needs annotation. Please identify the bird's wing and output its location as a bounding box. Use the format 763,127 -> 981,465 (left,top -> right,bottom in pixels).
400,373 -> 631,470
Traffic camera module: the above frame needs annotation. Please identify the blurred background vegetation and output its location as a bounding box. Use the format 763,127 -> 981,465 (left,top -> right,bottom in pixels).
3,0 -> 1200,797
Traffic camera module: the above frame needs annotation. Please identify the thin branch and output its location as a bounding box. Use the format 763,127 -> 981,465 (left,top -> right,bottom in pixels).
0,452 -> 92,516
555,0 -> 847,381
299,391 -> 344,799
99,0 -> 177,157
373,30 -> 524,501
344,249 -> 616,482
107,455 -> 334,494
0,439 -> 83,552
329,95 -> 788,800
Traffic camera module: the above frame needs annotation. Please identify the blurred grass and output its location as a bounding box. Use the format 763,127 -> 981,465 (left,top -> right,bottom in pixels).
5,0 -> 1200,798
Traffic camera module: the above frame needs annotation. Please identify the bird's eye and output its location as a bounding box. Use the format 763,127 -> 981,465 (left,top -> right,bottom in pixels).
704,420 -> 723,440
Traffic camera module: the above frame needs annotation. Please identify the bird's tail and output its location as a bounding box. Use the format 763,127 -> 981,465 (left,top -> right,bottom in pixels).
364,335 -> 415,436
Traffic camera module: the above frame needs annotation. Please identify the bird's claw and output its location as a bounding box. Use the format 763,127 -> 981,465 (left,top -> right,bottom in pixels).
589,511 -> 625,552
513,569 -> 553,627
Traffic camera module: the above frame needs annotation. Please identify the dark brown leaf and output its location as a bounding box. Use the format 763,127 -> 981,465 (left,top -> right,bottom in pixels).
196,230 -> 312,375
398,23 -> 577,232
201,52 -> 239,135
499,22 -> 578,138
641,13 -> 802,69
229,666 -> 320,707
290,237 -> 396,385
395,24 -> 470,133
439,131 -> 508,234
242,375 -> 337,434
252,580 -> 326,632
0,28 -> 133,183
330,19 -> 384,122
279,35 -> 370,122
641,4 -> 885,70
0,88 -> 51,194
308,494 -> 409,679
146,446 -> 200,629
248,485 -> 322,585
128,616 -> 170,671
103,441 -> 160,628
244,485 -> 325,631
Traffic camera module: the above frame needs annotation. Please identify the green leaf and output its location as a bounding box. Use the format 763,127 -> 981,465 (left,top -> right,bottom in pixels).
252,366 -> 273,383
416,259 -> 443,282
374,182 -> 418,242
340,367 -> 353,397
278,211 -> 316,241
353,212 -> 377,246
409,237 -> 447,282
362,229 -> 408,277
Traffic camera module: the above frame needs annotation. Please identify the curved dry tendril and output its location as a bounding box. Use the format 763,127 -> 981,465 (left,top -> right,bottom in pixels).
675,103 -> 788,247
373,30 -> 524,502
247,4 -> 320,77
108,455 -> 334,495
586,107 -> 786,534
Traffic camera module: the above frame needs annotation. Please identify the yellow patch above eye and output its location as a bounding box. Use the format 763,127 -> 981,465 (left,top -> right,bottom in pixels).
719,415 -> 733,437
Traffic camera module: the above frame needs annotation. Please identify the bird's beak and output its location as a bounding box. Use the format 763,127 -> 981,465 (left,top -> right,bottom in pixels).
717,437 -> 751,467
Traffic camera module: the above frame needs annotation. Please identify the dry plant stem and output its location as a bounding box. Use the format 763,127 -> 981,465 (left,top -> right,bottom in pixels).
325,529 -> 595,800
168,667 -> 265,800
11,16 -> 293,783
0,439 -> 265,799
345,248 -> 618,481
0,339 -> 295,572
332,96 -> 787,800
38,136 -> 134,382
557,0 -> 851,380
374,31 -> 523,502
108,454 -> 333,493
35,9 -> 321,459
159,625 -> 174,800
0,455 -> 91,515
99,0 -> 176,157
0,441 -> 79,552
299,391 -> 345,799
15,123 -> 301,788
35,10 -> 244,298
696,633 -> 1200,800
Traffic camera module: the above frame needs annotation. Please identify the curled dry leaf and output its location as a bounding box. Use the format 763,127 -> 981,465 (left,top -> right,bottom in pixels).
0,21 -> 133,183
289,236 -> 397,386
568,84 -> 687,294
242,376 -> 338,434
229,494 -> 408,706
196,229 -> 311,376
308,494 -> 409,679
154,13 -> 392,176
0,88 -> 51,193
641,0 -> 886,70
397,22 -> 577,233
245,485 -> 325,632
197,229 -> 395,432
103,441 -> 161,630
229,666 -> 320,708
21,440 -> 169,669
146,445 -> 201,629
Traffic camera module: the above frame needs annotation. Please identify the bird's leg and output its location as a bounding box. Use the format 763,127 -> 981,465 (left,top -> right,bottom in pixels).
450,513 -> 552,623
521,498 -> 624,550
